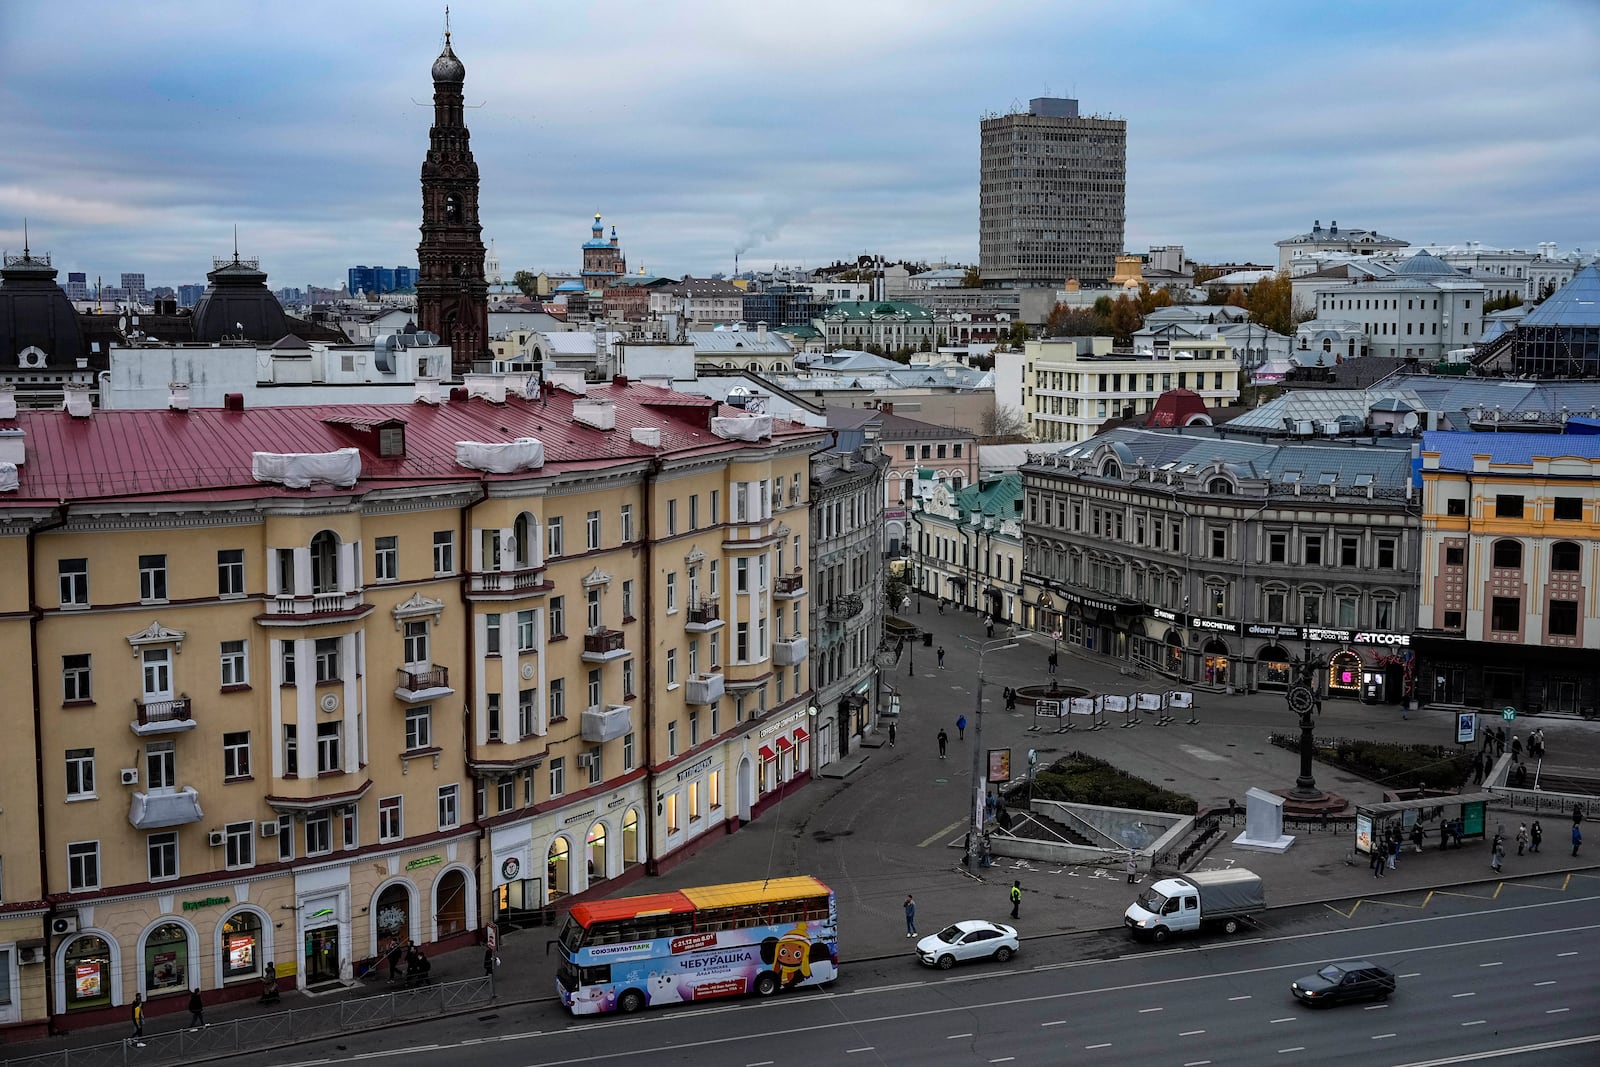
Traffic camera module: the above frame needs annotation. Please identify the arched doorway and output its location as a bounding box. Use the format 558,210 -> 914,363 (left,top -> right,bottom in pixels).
141,921 -> 191,997
1202,639 -> 1230,687
434,869 -> 468,939
374,883 -> 412,958
586,822 -> 608,886
622,809 -> 641,869
1328,651 -> 1361,698
62,934 -> 114,1011
309,530 -> 340,594
1257,645 -> 1292,688
737,756 -> 755,821
547,837 -> 571,903
1165,630 -> 1183,675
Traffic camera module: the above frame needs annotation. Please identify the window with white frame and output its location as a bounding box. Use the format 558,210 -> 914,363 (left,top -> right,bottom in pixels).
139,554 -> 168,602
688,639 -> 699,676
497,777 -> 515,812
432,530 -> 455,574
666,572 -> 677,611
374,536 -> 398,581
225,821 -> 253,868
667,721 -> 678,757
223,731 -> 251,779
667,499 -> 678,535
58,558 -> 88,607
67,841 -> 99,890
277,816 -> 293,861
586,510 -> 601,550
316,721 -> 342,773
550,597 -> 566,637
148,832 -> 178,882
586,588 -> 601,630
547,517 -> 564,558
218,549 -> 245,597
486,693 -> 501,741
549,757 -> 566,798
518,688 -> 535,736
341,805 -> 358,849
65,748 -> 95,799
220,640 -> 248,687
145,740 -> 175,792
403,620 -> 429,666
517,609 -> 535,652
314,637 -> 340,683
621,579 -> 634,620
305,811 -> 333,855
378,796 -> 402,842
710,489 -> 720,523
282,724 -> 298,776
280,640 -> 297,686
485,613 -> 501,655
666,649 -> 677,686
437,785 -> 460,830
620,504 -> 634,542
62,654 -> 91,703
623,731 -> 635,770
623,658 -> 635,696
587,669 -> 601,708
405,706 -> 432,751
550,677 -> 566,721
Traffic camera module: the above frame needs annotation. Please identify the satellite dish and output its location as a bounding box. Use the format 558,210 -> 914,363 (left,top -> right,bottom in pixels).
117,316 -> 127,332
1401,412 -> 1420,432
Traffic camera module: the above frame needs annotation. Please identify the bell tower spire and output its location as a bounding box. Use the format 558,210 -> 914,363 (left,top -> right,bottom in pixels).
415,15 -> 488,376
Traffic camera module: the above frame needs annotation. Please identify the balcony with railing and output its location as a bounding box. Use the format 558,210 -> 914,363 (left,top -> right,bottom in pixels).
825,593 -> 864,622
582,628 -> 630,662
774,573 -> 806,599
395,665 -> 455,702
685,672 -> 726,705
581,703 -> 633,743
686,599 -> 724,632
132,697 -> 197,736
467,567 -> 551,596
264,590 -> 366,619
773,635 -> 809,666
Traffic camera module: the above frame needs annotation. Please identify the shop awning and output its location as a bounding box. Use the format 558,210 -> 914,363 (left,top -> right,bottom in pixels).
758,745 -> 777,761
793,726 -> 810,744
775,735 -> 794,752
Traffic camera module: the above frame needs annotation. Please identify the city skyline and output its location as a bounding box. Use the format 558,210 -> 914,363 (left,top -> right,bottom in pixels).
2,0 -> 1597,290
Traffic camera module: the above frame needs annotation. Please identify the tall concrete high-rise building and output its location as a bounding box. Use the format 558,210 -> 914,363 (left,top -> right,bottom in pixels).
979,97 -> 1126,288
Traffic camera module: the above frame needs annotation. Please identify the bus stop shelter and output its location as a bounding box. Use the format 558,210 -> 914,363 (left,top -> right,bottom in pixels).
1354,792 -> 1498,853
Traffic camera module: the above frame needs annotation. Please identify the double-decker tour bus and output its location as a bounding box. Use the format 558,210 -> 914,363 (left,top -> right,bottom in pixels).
556,875 -> 838,1014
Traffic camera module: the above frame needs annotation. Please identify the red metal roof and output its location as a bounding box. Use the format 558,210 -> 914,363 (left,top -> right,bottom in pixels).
0,383 -> 824,505
567,891 -> 695,927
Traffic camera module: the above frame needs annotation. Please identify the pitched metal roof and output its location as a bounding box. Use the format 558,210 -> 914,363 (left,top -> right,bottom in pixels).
1520,265 -> 1600,327
1422,430 -> 1600,469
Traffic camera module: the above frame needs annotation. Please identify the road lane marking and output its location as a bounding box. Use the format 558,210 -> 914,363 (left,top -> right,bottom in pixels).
747,1062 -> 774,1066
990,1059 -> 1015,1063
947,1033 -> 973,1039
1278,1048 -> 1306,1054
1228,995 -> 1252,1001
1546,1008 -> 1570,1014
1535,980 -> 1557,986
1398,972 -> 1421,978
1365,1004 -> 1388,1010
1040,1020 -> 1067,1027
1138,1006 -> 1163,1013
1479,961 -> 1502,967
846,1048 -> 874,1054
1373,1033 -> 1396,1039
1385,1033 -> 1600,1066
1461,1020 -> 1486,1026
1085,1043 -> 1111,1049
919,818 -> 968,848
1270,1017 -> 1295,1024
1184,1062 -> 1212,1066
1557,951 -> 1578,956
1180,1029 -> 1205,1036
1451,992 -> 1475,998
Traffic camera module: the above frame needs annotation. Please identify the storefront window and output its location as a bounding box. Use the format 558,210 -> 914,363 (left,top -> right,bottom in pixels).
374,884 -> 410,956
586,823 -> 607,884
221,912 -> 262,981
1202,641 -> 1230,686
65,935 -> 112,1010
435,869 -> 468,937
622,809 -> 641,868
1328,651 -> 1361,694
547,839 -> 570,903
144,922 -> 188,995
1258,646 -> 1292,688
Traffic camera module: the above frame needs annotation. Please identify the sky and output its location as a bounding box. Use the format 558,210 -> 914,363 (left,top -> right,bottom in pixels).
2,0 -> 1597,291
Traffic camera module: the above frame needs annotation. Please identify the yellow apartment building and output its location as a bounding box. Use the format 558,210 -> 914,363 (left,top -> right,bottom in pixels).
0,378 -> 821,1035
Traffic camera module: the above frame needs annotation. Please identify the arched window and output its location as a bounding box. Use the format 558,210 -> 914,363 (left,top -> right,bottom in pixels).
63,934 -> 113,1010
1322,338 -> 1332,352
1102,459 -> 1121,479
143,921 -> 190,995
1551,541 -> 1581,572
220,910 -> 265,982
310,531 -> 340,594
547,838 -> 570,903
435,869 -> 468,938
1207,478 -> 1233,495
374,883 -> 412,954
586,822 -> 608,884
1492,539 -> 1523,569
513,512 -> 538,568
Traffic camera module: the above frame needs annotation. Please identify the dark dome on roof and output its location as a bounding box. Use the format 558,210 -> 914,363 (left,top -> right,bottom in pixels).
0,250 -> 88,371
431,39 -> 465,83
191,255 -> 289,344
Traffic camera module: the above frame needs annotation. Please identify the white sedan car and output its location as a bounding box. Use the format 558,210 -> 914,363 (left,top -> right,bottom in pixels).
916,920 -> 1020,969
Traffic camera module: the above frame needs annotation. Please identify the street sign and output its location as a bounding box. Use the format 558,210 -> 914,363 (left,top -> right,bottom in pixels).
486,923 -> 497,952
1502,706 -> 1517,721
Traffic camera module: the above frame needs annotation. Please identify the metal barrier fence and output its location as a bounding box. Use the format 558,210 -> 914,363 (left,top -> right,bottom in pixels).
1488,787 -> 1600,820
3,976 -> 494,1067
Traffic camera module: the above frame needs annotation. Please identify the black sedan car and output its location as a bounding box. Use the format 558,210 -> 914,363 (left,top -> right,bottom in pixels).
1290,961 -> 1397,1006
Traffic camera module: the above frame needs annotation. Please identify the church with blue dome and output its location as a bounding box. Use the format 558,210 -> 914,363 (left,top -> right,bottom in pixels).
580,213 -> 626,292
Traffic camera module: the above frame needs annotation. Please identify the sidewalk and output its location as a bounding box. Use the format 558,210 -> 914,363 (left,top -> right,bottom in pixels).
10,606 -> 1596,1060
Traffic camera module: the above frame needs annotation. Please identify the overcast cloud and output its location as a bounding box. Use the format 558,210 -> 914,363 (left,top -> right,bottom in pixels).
2,0 -> 1597,290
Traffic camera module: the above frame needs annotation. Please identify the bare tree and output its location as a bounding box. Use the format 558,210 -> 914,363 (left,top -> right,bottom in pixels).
981,404 -> 1030,438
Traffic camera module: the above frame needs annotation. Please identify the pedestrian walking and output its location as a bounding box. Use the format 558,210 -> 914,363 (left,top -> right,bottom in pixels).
1010,880 -> 1022,919
888,722 -> 897,747
1491,833 -> 1504,872
986,618 -> 995,639
1531,820 -> 1543,853
956,714 -> 967,740
1573,823 -> 1583,857
1371,848 -> 1385,878
937,729 -> 948,758
128,994 -> 146,1047
187,988 -> 206,1030
485,948 -> 497,976
1411,823 -> 1426,853
937,646 -> 946,669
1512,734 -> 1523,760
1516,822 -> 1528,856
387,941 -> 403,981
937,599 -> 945,614
1125,853 -> 1138,884
904,895 -> 917,937
1048,652 -> 1059,676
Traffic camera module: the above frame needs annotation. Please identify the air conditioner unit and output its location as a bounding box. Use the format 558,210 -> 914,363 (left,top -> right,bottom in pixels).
259,820 -> 280,838
120,768 -> 139,786
18,945 -> 45,965
577,752 -> 599,769
207,830 -> 226,847
50,914 -> 78,936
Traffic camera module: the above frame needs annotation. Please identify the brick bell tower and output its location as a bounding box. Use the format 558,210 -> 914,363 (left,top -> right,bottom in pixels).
416,14 -> 488,377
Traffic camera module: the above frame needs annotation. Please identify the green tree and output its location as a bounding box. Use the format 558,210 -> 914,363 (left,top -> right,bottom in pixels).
1193,264 -> 1226,285
1108,294 -> 1143,344
1007,320 -> 1030,347
1482,293 -> 1524,315
512,270 -> 539,298
1044,303 -> 1110,338
961,265 -> 983,288
1245,272 -> 1296,336
1093,295 -> 1114,317
1137,282 -> 1174,315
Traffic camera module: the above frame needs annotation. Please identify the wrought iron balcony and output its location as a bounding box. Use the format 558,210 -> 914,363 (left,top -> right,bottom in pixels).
133,697 -> 197,735
686,599 -> 724,631
395,665 -> 454,701
582,628 -> 630,662
825,594 -> 864,622
774,573 -> 806,598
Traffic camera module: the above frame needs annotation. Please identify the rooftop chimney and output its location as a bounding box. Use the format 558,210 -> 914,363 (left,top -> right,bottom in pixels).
413,377 -> 442,405
757,322 -> 767,343
0,428 -> 24,465
0,384 -> 16,421
168,382 -> 192,412
63,383 -> 93,418
630,426 -> 661,448
462,373 -> 508,404
572,397 -> 616,431
1330,220 -> 1339,235
224,393 -> 245,412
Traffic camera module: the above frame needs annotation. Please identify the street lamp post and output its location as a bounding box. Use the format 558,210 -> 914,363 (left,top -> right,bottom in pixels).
965,636 -> 1019,868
